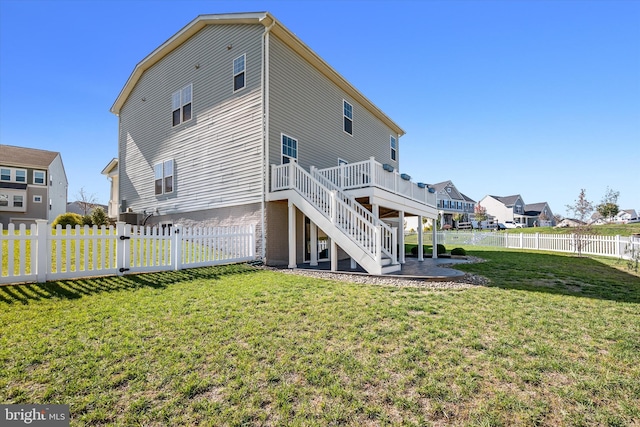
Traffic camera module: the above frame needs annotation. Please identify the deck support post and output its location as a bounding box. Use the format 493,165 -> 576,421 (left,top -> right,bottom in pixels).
310,221 -> 318,267
398,210 -> 405,264
432,219 -> 438,259
331,239 -> 338,272
417,215 -> 424,261
288,202 -> 296,269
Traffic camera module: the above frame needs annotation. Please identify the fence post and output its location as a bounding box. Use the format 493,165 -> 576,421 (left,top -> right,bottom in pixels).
535,232 -> 540,250
35,219 -> 49,283
519,233 -> 523,248
615,235 -> 620,257
116,222 -> 128,275
173,224 -> 183,271
369,156 -> 375,185
288,161 -> 295,190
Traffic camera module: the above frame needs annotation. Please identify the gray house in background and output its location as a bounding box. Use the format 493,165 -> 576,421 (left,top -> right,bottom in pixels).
479,194 -> 555,227
110,12 -> 438,273
0,144 -> 68,226
433,180 -> 476,226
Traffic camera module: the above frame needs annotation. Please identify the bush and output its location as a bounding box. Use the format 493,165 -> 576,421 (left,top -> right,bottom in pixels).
52,213 -> 82,228
81,214 -> 93,226
91,207 -> 109,226
451,247 -> 466,256
436,244 -> 446,255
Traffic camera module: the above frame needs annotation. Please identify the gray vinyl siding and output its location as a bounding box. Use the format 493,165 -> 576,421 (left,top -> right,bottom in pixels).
118,24 -> 264,217
267,35 -> 400,171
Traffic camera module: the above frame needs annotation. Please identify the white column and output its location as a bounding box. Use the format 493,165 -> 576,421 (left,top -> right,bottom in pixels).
372,203 -> 379,219
432,219 -> 438,259
398,210 -> 405,264
288,202 -> 296,269
417,215 -> 424,261
331,239 -> 338,272
310,221 -> 318,267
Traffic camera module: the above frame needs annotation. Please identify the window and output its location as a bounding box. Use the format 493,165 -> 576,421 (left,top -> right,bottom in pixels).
172,84 -> 192,126
0,169 -> 10,181
15,170 -> 26,183
0,194 -> 7,207
13,195 -> 23,208
281,134 -> 298,164
343,100 -> 353,135
34,195 -> 43,203
154,159 -> 175,195
34,170 -> 46,185
233,54 -> 246,92
390,136 -> 397,161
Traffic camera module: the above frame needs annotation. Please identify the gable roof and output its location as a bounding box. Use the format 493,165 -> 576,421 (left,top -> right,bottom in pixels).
110,12 -> 405,136
460,193 -> 476,203
0,144 -> 59,169
490,195 -> 523,207
524,202 -> 548,213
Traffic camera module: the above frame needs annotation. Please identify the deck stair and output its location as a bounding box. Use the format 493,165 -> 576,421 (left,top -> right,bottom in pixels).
271,162 -> 399,274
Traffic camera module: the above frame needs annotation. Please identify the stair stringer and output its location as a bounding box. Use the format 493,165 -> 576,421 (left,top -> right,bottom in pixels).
282,189 -> 401,275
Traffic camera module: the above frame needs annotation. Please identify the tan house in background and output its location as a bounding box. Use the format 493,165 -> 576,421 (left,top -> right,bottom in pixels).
0,144 -> 68,226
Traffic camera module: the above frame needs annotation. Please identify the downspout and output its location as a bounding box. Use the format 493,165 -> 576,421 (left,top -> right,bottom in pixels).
261,17 -> 276,261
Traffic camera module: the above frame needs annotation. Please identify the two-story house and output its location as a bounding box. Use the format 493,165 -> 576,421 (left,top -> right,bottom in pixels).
479,195 -> 555,227
433,181 -> 476,227
110,12 -> 438,274
0,144 -> 68,226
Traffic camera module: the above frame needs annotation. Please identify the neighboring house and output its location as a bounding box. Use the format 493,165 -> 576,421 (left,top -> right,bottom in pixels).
615,209 -> 638,223
0,144 -> 68,226
66,201 -> 108,216
101,158 -> 119,219
479,195 -> 529,226
110,12 -> 438,274
433,180 -> 476,227
524,202 -> 555,227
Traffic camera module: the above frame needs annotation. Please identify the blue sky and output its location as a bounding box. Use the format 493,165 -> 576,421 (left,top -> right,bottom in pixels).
1,0 -> 639,216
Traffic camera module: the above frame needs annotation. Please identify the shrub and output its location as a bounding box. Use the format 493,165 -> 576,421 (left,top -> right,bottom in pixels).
81,214 -> 93,226
91,207 -> 109,226
451,247 -> 466,256
437,244 -> 446,255
52,213 -> 82,228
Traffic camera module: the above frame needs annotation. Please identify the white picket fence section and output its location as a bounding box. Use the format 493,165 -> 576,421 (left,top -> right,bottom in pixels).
419,231 -> 640,260
1,220 -> 255,285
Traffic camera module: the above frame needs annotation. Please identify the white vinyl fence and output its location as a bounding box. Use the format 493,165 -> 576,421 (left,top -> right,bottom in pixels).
1,220 -> 255,285
419,231 -> 640,260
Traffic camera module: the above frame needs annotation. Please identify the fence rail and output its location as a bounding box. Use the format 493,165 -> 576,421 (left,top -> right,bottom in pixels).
1,221 -> 255,285
414,231 -> 640,260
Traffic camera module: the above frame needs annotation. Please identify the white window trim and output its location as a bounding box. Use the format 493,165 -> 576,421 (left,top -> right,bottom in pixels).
233,54 -> 246,93
0,168 -> 10,181
154,159 -> 175,196
0,167 -> 29,183
33,170 -> 46,185
171,84 -> 193,127
33,195 -> 43,203
0,189 -> 27,212
281,133 -> 298,164
343,100 -> 353,136
390,135 -> 397,161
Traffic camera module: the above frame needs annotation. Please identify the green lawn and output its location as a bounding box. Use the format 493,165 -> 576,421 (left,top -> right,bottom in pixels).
1,251 -> 639,426
501,223 -> 640,236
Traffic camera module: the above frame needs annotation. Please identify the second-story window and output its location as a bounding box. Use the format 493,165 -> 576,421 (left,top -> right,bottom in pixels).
172,84 -> 192,127
233,54 -> 246,92
15,170 -> 26,183
34,170 -> 46,185
390,136 -> 397,161
0,169 -> 10,181
343,100 -> 353,135
282,134 -> 298,164
154,159 -> 174,195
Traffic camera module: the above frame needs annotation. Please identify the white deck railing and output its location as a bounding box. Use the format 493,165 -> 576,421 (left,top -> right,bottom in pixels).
312,167 -> 396,262
272,162 -> 396,264
316,157 -> 437,208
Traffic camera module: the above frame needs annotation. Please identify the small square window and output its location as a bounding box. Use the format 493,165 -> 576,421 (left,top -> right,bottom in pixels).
343,100 -> 353,135
34,195 -> 43,203
233,54 -> 246,92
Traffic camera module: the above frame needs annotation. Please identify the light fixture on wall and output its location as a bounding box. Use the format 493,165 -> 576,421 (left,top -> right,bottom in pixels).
227,44 -> 232,50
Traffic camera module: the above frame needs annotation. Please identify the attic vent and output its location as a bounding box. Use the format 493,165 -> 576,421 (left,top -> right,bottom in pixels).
447,188 -> 451,192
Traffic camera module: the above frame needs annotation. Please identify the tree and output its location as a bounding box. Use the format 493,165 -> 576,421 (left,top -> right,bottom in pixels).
91,207 -> 109,227
76,187 -> 98,216
596,187 -> 620,222
565,189 -> 595,256
473,203 -> 487,228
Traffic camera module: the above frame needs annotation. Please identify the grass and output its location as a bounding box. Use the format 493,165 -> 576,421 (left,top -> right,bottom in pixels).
500,223 -> 640,236
1,252 -> 639,426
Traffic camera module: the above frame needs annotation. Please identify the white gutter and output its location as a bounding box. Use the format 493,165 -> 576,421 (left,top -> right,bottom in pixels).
260,17 -> 276,261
